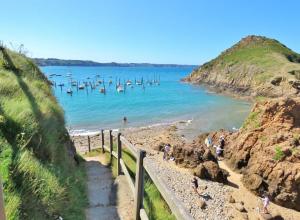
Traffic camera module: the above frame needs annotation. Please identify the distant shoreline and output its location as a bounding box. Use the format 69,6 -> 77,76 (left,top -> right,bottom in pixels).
34,58 -> 197,68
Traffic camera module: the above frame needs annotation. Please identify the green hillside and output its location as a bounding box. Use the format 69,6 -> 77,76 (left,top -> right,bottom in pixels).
0,46 -> 87,219
186,35 -> 300,97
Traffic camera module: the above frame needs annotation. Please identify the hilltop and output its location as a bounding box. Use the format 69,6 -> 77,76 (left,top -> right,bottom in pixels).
33,58 -> 196,68
184,35 -> 300,98
0,47 -> 86,219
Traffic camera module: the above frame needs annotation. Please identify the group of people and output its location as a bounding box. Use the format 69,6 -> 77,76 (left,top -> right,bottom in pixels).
163,144 -> 175,161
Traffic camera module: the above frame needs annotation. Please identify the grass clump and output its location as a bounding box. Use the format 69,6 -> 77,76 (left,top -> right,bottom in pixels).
255,96 -> 268,103
273,146 -> 285,161
242,110 -> 261,130
0,47 -> 87,219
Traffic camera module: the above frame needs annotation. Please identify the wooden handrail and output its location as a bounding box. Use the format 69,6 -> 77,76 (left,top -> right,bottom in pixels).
80,129 -> 193,220
0,177 -> 6,220
144,161 -> 193,220
139,208 -> 149,220
134,150 -> 146,220
120,159 -> 135,194
117,133 -> 122,176
120,136 -> 138,157
87,135 -> 91,152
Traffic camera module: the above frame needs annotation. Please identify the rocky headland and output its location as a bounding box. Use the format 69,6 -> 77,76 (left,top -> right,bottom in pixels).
184,35 -> 300,98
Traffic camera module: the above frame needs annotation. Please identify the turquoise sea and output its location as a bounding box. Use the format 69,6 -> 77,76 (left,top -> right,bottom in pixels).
42,66 -> 251,139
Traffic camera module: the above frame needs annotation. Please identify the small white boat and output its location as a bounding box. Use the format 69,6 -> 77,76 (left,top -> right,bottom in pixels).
136,81 -> 142,85
66,88 -> 73,94
78,85 -> 85,90
126,80 -> 132,86
117,85 -> 124,93
71,81 -> 77,86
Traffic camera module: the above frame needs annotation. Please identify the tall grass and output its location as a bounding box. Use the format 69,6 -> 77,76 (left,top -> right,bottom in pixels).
0,47 -> 87,219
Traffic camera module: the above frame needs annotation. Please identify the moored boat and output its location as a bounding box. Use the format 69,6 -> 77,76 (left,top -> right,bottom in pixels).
78,84 -> 85,90
100,88 -> 106,93
117,85 -> 124,93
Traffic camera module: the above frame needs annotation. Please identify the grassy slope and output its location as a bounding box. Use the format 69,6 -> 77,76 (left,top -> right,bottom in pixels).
0,47 -> 87,219
190,35 -> 300,87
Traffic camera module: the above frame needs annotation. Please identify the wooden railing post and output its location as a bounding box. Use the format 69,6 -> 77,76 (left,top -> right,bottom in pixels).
134,150 -> 146,220
117,132 -> 122,176
101,129 -> 105,153
0,177 -> 6,220
87,136 -> 91,152
109,130 -> 113,159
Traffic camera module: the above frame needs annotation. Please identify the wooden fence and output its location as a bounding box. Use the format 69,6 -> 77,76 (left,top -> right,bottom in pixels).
77,129 -> 193,220
0,177 -> 5,220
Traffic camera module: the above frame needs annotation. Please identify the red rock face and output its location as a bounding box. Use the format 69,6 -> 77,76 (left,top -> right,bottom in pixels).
224,98 -> 300,211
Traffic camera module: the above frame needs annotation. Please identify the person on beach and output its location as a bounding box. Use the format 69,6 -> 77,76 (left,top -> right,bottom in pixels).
191,177 -> 199,194
205,136 -> 212,147
262,193 -> 270,214
163,144 -> 171,160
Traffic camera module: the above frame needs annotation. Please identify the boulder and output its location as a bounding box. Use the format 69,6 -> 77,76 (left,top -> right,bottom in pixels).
202,149 -> 217,162
242,173 -> 265,191
153,142 -> 165,151
270,76 -> 283,86
289,80 -> 300,89
235,203 -> 246,212
228,195 -> 235,203
241,213 -> 249,220
197,200 -> 207,209
203,161 -> 228,182
193,164 -> 207,179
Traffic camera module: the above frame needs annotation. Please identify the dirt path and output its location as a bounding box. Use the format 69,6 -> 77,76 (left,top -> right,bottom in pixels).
85,155 -> 134,220
219,161 -> 300,220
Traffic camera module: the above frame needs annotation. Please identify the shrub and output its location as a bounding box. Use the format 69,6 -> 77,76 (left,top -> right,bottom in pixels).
273,146 -> 285,161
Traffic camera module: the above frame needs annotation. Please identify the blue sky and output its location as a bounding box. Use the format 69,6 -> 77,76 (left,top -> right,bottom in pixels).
1,0 -> 299,64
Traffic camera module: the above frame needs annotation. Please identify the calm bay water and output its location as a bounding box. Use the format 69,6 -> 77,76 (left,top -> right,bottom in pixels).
42,66 -> 251,138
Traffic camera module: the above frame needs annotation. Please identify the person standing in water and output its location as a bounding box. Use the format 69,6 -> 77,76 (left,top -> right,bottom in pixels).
123,116 -> 127,123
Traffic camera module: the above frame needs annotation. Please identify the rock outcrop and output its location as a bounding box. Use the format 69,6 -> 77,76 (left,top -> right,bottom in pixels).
223,98 -> 300,210
171,136 -> 228,183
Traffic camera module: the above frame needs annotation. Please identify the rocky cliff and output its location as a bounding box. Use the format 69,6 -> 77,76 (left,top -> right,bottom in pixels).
221,98 -> 300,210
184,35 -> 300,98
